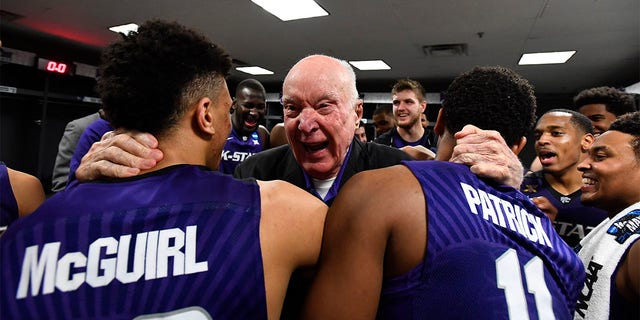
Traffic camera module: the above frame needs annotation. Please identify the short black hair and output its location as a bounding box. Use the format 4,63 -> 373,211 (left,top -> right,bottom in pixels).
235,78 -> 266,97
545,108 -> 594,135
609,111 -> 640,162
373,104 -> 393,116
442,66 -> 537,146
98,20 -> 231,137
573,86 -> 636,117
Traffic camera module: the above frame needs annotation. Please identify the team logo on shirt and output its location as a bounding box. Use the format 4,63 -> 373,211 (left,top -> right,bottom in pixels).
607,209 -> 640,244
522,184 -> 538,193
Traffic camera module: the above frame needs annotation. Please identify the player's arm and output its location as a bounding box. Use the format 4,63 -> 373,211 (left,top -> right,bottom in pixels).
303,165 -> 422,320
617,239 -> 640,306
400,145 -> 435,160
75,130 -> 164,181
7,168 -> 45,217
258,180 -> 327,320
258,125 -> 271,149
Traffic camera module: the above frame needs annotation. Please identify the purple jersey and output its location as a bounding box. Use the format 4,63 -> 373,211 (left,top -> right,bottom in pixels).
0,163 -> 19,232
377,161 -> 584,319
219,128 -> 265,174
521,171 -> 608,247
1,165 -> 267,319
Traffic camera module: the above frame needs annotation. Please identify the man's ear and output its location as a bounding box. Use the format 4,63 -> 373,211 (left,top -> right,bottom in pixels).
354,99 -> 364,122
511,136 -> 527,155
421,101 -> 427,113
581,133 -> 595,152
195,97 -> 216,136
434,108 -> 445,135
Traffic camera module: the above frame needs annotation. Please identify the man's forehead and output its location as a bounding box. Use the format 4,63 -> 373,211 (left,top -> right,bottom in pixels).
595,130 -> 631,145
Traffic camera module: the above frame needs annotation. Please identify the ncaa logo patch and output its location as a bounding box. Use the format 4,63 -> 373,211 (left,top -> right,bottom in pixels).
607,209 -> 640,244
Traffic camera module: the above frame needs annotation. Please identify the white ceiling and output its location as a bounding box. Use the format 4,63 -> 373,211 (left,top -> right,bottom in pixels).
1,0 -> 638,94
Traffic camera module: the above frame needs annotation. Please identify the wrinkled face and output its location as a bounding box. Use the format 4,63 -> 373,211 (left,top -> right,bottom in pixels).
373,112 -> 395,136
210,80 -> 233,169
392,89 -> 426,130
232,86 -> 266,136
578,131 -> 640,214
534,112 -> 589,175
355,126 -> 367,142
420,113 -> 428,128
578,103 -> 617,137
282,58 -> 362,180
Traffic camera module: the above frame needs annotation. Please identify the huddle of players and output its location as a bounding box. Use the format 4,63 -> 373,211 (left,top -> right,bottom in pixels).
1,20 -> 638,320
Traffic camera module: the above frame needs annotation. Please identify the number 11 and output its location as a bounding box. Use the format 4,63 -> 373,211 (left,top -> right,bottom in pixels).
496,249 -> 555,319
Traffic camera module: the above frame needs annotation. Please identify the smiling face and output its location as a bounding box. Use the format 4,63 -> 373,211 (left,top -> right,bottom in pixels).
373,112 -> 395,135
534,112 -> 591,176
578,103 -> 618,136
232,86 -> 266,136
392,89 -> 426,130
578,130 -> 640,215
282,55 -> 362,180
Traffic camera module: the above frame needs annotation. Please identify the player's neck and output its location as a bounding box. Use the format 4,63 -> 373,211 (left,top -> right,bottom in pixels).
139,131 -> 211,174
543,167 -> 583,195
397,123 -> 424,142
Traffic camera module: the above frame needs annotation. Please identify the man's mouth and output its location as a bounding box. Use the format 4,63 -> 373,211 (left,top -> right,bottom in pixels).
538,151 -> 557,165
304,142 -> 329,152
244,119 -> 258,128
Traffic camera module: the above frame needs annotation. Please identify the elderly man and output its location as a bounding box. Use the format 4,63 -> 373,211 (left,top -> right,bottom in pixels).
74,55 -> 526,205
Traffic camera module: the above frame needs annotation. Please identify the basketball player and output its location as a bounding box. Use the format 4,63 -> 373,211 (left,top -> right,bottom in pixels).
0,20 -> 325,319
304,66 -> 584,319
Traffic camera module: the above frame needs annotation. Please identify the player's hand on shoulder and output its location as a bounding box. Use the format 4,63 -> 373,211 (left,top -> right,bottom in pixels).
399,145 -> 435,160
530,196 -> 558,222
75,130 -> 163,181
451,125 -> 524,188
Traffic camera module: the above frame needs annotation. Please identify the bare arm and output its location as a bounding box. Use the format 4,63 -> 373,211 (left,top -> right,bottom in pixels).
400,145 -> 435,160
75,130 -> 164,181
8,168 -> 45,217
616,239 -> 640,306
304,165 -> 426,319
451,125 -> 525,188
258,180 -> 327,320
258,126 -> 271,149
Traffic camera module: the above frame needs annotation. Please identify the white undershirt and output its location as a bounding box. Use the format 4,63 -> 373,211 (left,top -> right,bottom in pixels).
312,177 -> 336,200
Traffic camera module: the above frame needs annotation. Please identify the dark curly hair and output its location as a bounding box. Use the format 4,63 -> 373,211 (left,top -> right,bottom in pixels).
609,111 -> 640,162
98,20 -> 232,136
442,66 -> 537,146
573,86 -> 636,116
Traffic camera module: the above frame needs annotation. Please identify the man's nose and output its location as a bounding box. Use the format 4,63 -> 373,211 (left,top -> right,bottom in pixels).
298,109 -> 319,132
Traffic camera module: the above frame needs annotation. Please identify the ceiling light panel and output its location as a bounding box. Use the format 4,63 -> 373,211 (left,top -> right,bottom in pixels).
236,66 -> 274,75
251,0 -> 329,21
349,60 -> 391,71
518,51 -> 576,65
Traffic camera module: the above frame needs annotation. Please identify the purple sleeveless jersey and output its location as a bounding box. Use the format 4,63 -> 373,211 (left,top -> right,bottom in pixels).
521,171 -> 608,247
1,165 -> 267,319
219,128 -> 265,174
376,161 -> 584,320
